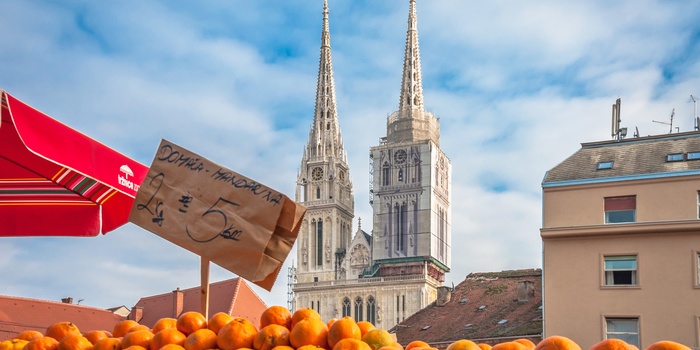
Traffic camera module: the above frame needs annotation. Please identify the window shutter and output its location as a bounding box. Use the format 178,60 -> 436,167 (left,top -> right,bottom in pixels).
605,196 -> 636,211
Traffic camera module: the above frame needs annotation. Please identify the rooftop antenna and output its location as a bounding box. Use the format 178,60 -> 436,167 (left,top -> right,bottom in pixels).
633,126 -> 640,138
690,95 -> 698,130
653,108 -> 675,134
611,98 -> 626,140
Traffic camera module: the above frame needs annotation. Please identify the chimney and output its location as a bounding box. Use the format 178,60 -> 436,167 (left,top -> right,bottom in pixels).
517,281 -> 535,302
128,306 -> 144,322
173,288 -> 184,317
436,286 -> 451,306
61,297 -> 73,304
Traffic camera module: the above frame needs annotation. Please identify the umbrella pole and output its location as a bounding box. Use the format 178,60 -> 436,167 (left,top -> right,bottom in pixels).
200,256 -> 210,319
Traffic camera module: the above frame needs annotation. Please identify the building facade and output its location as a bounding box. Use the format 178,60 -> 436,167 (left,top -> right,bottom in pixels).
541,131 -> 700,349
292,0 -> 451,331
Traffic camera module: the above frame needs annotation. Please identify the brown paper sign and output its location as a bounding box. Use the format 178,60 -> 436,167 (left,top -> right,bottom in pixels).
129,139 -> 306,290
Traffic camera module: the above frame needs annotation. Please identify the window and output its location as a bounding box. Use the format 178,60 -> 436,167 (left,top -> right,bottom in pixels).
342,297 -> 351,317
605,196 -> 636,223
667,153 -> 684,162
697,192 -> 700,219
605,317 -> 640,348
354,297 -> 363,322
597,161 -> 614,170
366,296 -> 376,325
316,221 -> 323,266
696,252 -> 700,287
688,152 -> 700,160
604,255 -> 638,286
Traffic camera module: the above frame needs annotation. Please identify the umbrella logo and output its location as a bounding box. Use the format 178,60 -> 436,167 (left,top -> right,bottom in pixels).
118,164 -> 140,192
120,164 -> 134,179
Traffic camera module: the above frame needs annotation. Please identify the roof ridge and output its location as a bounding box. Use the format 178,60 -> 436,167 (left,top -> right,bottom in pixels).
0,294 -> 114,312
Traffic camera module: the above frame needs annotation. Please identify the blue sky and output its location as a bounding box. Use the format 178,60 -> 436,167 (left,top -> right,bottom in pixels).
1,0 -> 700,313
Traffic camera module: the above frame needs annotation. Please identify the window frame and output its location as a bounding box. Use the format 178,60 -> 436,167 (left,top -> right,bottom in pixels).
602,254 -> 640,288
597,161 -> 614,170
694,250 -> 700,289
667,153 -> 684,162
603,316 -> 641,348
604,196 -> 636,224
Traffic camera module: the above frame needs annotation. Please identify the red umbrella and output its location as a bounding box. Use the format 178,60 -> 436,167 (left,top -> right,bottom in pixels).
0,90 -> 148,236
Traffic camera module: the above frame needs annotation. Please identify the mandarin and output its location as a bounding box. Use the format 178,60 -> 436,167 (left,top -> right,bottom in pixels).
152,318 -> 178,335
296,345 -> 326,350
92,338 -> 121,350
261,306 -> 293,330
327,317 -> 361,349
57,334 -> 93,350
113,321 -> 140,339
25,337 -> 60,350
176,312 -> 208,336
121,330 -> 154,350
158,345 -> 185,350
333,338 -> 372,350
217,317 -> 258,350
492,342 -> 528,350
122,346 -> 148,350
83,331 -> 110,345
590,339 -> 638,350
290,308 -> 322,330
207,312 -> 234,335
446,340 -> 481,350
356,322 -> 375,338
0,339 -> 28,350
289,317 -> 328,349
361,329 -> 394,350
646,341 -> 691,350
128,325 -> 151,334
478,344 -> 493,350
514,340 -> 536,350
405,341 -> 430,350
534,336 -> 581,350
183,328 -> 217,350
254,324 -> 291,350
46,322 -> 82,342
15,330 -> 44,342
150,328 -> 187,350
270,346 -> 296,350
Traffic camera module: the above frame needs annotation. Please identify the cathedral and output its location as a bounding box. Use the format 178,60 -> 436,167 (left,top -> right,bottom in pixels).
291,0 -> 452,331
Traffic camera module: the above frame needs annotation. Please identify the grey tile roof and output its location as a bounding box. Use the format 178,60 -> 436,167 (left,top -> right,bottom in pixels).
543,132 -> 700,185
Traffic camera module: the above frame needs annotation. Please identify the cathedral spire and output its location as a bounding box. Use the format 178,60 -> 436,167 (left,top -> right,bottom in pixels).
398,0 -> 425,114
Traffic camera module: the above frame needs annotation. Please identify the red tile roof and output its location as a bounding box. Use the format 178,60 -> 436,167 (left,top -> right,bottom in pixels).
0,296 -> 124,341
130,277 -> 268,328
392,269 -> 542,348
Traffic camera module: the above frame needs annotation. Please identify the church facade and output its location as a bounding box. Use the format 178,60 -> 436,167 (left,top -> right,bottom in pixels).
292,0 -> 452,331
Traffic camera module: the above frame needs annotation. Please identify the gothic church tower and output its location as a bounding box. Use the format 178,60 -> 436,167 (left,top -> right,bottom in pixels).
293,0 -> 355,318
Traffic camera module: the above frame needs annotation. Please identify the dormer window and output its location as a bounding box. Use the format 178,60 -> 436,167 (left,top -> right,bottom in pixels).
667,153 -> 683,162
688,152 -> 700,160
597,161 -> 614,170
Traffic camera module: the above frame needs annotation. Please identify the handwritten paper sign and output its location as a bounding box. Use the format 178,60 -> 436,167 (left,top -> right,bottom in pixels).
129,139 -> 306,290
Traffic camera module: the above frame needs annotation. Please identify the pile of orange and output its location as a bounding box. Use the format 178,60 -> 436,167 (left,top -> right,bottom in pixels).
0,306 -> 694,350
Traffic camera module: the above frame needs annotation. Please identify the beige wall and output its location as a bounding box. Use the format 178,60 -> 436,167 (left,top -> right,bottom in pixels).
542,175 -> 700,349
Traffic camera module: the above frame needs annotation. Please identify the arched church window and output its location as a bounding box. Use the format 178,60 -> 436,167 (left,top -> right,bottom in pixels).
354,297 -> 363,322
398,169 -> 403,182
382,162 -> 390,186
316,220 -> 323,267
366,296 -> 376,325
316,187 -> 321,199
342,297 -> 351,317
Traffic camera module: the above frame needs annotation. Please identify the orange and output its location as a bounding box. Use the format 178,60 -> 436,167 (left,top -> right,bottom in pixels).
392,343 -> 404,350
92,338 -> 121,350
158,345 -> 185,350
0,339 -> 29,350
361,329 -> 394,350
289,317 -> 328,349
46,322 -> 82,342
378,346 -> 403,350
492,342 -> 528,350
327,319 -> 337,330
254,324 -> 291,350
297,346 -> 325,350
122,346 -> 148,350
208,312 -> 234,335
261,306 -> 293,330
534,336 -> 581,350
150,328 -> 187,350
128,326 -> 151,334
446,340 -> 481,350
152,318 -> 178,335
121,330 -> 154,350
590,339 -> 638,350
478,344 -> 493,350
183,328 -> 217,350
327,318 -> 361,349
405,341 -> 430,350
333,338 -> 372,350
291,308 -> 322,330
217,317 -> 258,350
83,331 -> 110,345
356,322 -> 375,338
645,341 -> 691,350
113,321 -> 141,339
514,340 -> 536,350
57,334 -> 93,350
15,330 -> 44,342
176,312 -> 208,336
24,337 -> 60,350
271,346 -> 296,350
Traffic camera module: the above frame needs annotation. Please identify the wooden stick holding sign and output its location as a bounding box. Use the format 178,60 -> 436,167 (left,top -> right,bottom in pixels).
201,257 -> 209,318
129,139 -> 306,315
